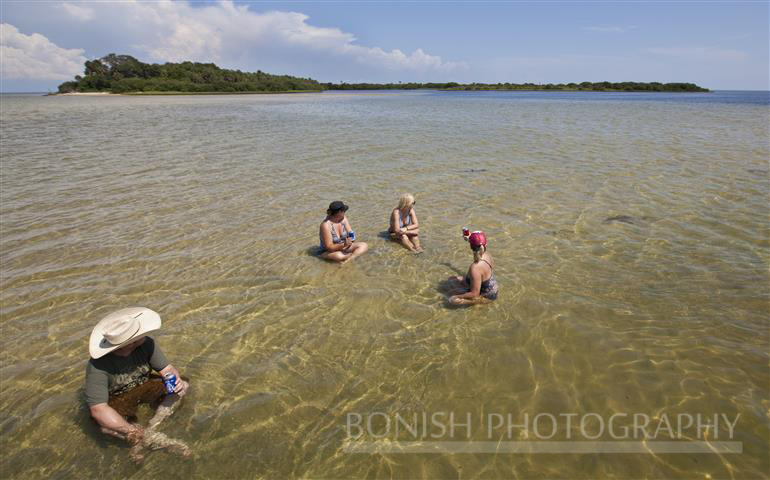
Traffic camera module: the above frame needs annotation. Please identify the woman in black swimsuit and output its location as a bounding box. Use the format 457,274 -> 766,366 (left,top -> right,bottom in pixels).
319,201 -> 368,263
449,230 -> 498,305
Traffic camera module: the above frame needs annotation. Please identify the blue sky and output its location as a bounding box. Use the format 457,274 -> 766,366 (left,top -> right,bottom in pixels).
1,1 -> 768,91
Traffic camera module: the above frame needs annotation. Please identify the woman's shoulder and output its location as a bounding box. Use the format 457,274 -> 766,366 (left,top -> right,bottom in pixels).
470,260 -> 487,272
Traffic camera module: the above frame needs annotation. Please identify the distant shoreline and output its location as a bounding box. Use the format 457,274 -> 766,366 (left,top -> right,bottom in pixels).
45,88 -> 714,97
11,89 -> 769,95
441,88 -> 711,93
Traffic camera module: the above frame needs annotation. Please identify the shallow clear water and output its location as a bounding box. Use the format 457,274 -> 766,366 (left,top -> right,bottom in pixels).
1,90 -> 768,478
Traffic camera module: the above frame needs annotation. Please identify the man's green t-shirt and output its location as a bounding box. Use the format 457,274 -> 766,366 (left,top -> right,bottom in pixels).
84,337 -> 169,406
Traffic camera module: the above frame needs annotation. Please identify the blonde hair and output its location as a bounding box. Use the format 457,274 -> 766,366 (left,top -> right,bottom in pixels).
398,193 -> 415,210
473,245 -> 486,263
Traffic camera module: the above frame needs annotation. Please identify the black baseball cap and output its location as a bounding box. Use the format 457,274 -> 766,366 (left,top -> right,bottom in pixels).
327,201 -> 349,214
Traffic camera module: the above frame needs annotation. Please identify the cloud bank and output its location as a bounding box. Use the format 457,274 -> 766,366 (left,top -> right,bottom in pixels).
38,0 -> 465,82
133,2 -> 464,76
1,1 -> 465,88
0,23 -> 87,80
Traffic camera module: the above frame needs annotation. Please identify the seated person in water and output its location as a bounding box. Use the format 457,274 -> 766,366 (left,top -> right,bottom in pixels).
388,193 -> 422,252
449,231 -> 499,305
319,200 -> 369,263
85,307 -> 191,462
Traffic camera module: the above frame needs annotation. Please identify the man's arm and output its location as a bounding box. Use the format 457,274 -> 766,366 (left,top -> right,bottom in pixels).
147,339 -> 190,396
89,403 -> 143,441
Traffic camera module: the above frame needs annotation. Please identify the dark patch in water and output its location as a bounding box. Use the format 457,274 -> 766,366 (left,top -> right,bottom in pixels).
545,229 -> 575,238
603,215 -> 636,225
460,168 -> 488,173
747,168 -> 769,176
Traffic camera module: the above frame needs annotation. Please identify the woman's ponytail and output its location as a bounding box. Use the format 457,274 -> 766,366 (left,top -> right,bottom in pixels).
473,245 -> 486,263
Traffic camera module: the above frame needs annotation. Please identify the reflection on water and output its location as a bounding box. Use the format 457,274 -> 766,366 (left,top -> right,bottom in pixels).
1,91 -> 768,478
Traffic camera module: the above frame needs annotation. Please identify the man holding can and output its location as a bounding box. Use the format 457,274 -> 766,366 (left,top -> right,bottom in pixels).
84,307 -> 190,460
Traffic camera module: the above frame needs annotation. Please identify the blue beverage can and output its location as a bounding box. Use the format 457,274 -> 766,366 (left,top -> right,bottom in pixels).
348,230 -> 356,242
163,373 -> 177,394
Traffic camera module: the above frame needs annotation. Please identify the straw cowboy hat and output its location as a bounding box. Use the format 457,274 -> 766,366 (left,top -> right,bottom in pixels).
89,307 -> 161,359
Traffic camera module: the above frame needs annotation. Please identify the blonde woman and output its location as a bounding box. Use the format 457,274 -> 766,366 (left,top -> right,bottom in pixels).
449,231 -> 498,305
389,193 -> 422,252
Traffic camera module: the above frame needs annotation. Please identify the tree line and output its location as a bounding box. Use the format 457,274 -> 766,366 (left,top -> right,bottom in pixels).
325,81 -> 708,92
58,54 -> 709,94
58,54 -> 324,93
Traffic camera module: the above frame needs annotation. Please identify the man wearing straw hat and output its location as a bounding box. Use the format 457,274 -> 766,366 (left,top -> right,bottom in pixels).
85,307 -> 190,460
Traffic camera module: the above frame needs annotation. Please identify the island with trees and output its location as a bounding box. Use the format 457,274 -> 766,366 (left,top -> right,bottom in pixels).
57,54 -> 710,94
57,54 -> 325,94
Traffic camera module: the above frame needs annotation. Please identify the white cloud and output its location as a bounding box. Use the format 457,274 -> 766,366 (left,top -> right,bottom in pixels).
96,1 -> 464,77
646,46 -> 748,62
0,23 -> 87,80
59,2 -> 95,21
582,26 -> 636,33
0,1 -> 466,84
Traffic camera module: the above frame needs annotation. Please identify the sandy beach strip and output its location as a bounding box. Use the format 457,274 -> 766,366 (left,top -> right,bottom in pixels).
54,92 -> 121,96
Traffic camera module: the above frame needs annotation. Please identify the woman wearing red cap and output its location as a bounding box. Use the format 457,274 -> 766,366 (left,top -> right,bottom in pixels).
449,230 -> 499,305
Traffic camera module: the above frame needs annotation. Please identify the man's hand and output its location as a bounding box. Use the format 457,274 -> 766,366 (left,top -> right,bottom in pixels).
126,424 -> 145,445
160,364 -> 190,397
90,403 -> 141,441
174,379 -> 189,396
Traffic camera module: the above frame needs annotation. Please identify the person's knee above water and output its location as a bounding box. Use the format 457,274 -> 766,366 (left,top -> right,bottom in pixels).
389,193 -> 422,253
318,200 -> 368,263
449,230 -> 499,305
84,307 -> 190,458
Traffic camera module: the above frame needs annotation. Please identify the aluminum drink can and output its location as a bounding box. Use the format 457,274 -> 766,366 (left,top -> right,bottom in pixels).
163,373 -> 177,394
462,227 -> 470,237
348,230 -> 356,242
